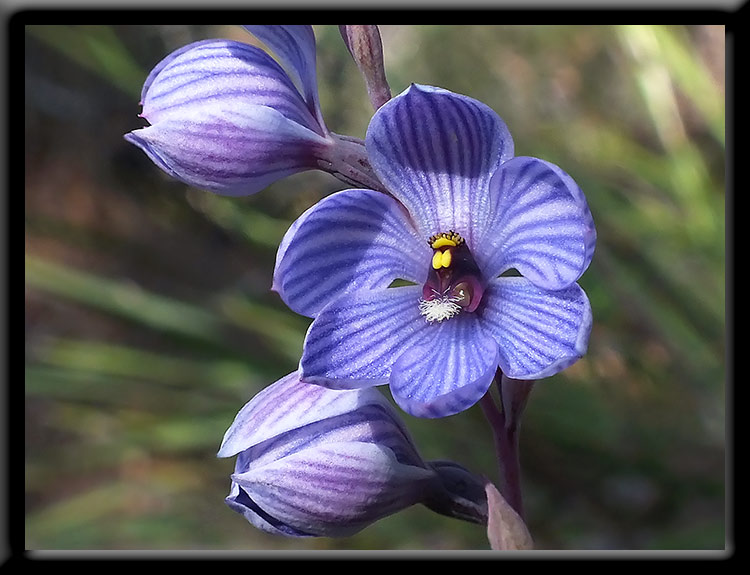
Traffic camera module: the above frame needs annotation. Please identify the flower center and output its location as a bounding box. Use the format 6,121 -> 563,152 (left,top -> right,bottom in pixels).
419,231 -> 485,323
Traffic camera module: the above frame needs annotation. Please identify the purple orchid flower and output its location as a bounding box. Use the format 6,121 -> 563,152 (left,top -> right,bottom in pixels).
124,26 -> 337,196
273,84 -> 596,418
218,372 -> 487,537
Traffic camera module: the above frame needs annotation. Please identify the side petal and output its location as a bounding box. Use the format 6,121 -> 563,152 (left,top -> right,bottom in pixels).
365,84 -> 514,246
480,277 -> 593,380
389,314 -> 499,418
273,189 -> 430,318
300,286 -> 432,388
232,442 -> 435,537
140,39 -> 320,134
125,105 -> 329,196
243,25 -> 326,131
477,156 -> 597,289
218,371 -> 400,458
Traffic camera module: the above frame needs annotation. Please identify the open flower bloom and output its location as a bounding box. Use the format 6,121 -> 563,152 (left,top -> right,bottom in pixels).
124,26 -> 332,196
217,372 -> 443,537
274,84 -> 596,418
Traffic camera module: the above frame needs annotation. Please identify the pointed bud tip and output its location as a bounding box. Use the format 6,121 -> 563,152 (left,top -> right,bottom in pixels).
485,482 -> 533,550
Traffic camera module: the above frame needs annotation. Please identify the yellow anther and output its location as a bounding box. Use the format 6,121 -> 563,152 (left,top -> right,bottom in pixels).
431,237 -> 458,249
432,251 -> 443,270
428,230 -> 465,249
440,249 -> 452,268
431,248 -> 453,269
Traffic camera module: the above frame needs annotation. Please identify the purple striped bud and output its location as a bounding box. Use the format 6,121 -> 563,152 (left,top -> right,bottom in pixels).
217,372 -> 438,537
125,26 -> 333,197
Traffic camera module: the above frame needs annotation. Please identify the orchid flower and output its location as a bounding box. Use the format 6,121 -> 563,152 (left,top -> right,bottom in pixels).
274,84 -> 596,418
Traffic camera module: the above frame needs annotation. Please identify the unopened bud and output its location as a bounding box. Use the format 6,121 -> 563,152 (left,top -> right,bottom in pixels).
339,25 -> 392,110
219,372 -> 441,537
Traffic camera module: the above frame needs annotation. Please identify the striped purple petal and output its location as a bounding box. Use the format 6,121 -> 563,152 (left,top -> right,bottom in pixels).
365,84 -> 514,246
218,371 -> 401,458
390,314 -> 499,418
140,39 -> 218,106
236,400 -> 426,476
243,25 -> 326,131
125,104 -> 330,196
479,277 -> 593,379
140,39 -> 322,135
273,189 -> 430,318
300,285 -> 433,389
232,441 -> 435,537
225,482 -> 314,537
476,156 -> 597,289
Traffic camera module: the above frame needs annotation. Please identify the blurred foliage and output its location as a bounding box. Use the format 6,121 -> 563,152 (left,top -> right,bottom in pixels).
25,24 -> 726,551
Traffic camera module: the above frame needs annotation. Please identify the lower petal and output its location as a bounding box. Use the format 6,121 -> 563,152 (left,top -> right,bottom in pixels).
389,314 -> 499,418
233,442 -> 434,537
225,481 -> 314,537
479,277 -> 592,379
125,105 -> 329,196
300,286 -> 432,388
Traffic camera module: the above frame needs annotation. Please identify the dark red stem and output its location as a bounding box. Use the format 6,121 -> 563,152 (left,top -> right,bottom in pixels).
479,374 -> 525,520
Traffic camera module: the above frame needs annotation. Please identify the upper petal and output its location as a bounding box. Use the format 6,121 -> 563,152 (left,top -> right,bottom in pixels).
390,314 -> 499,418
477,156 -> 597,288
274,189 -> 429,318
365,84 -> 514,246
140,39 -> 321,134
217,371 -> 399,458
300,285 -> 433,388
140,39 -> 218,106
243,25 -> 326,132
479,277 -> 593,380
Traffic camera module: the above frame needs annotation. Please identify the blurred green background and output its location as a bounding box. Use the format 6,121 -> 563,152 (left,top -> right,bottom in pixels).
24,25 -> 726,551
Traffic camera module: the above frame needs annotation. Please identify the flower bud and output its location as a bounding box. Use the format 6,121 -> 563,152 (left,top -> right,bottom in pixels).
125,26 -> 332,197
339,25 -> 392,110
217,372 -> 438,537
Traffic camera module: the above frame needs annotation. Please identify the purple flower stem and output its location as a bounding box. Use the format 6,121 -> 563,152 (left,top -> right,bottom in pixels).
317,133 -> 390,194
479,370 -> 533,520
